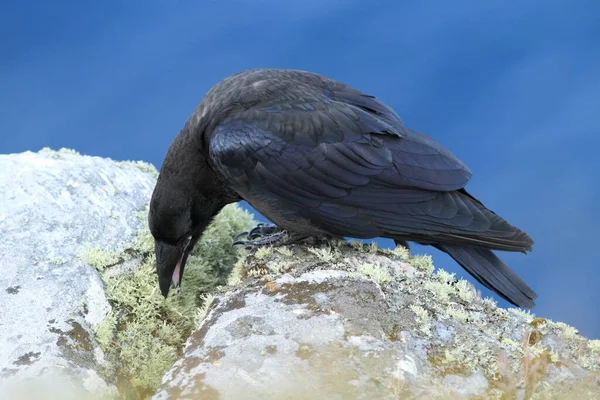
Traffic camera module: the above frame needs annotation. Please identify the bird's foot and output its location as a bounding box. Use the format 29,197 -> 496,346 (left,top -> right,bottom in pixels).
234,223 -> 325,249
233,223 -> 335,250
233,223 -> 282,243
233,230 -> 300,249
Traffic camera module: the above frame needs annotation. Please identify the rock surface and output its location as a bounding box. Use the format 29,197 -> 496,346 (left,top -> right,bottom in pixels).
0,149 -> 156,399
2,149 -> 599,400
154,243 -> 600,400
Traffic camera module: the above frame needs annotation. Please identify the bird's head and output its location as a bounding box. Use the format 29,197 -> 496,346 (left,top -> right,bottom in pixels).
148,181 -> 209,297
148,130 -> 228,297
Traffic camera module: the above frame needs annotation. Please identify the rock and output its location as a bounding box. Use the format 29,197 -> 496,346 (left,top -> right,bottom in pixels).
2,148 -> 599,400
154,243 -> 600,400
0,149 -> 156,399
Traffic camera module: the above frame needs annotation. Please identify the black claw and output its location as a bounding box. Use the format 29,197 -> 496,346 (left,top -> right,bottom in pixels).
232,238 -> 249,247
233,230 -> 251,242
248,223 -> 279,239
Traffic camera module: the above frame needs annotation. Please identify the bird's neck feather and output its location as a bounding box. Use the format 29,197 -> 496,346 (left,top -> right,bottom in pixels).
160,125 -> 239,215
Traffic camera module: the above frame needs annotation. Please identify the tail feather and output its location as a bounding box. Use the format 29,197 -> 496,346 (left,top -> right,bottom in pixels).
435,244 -> 537,308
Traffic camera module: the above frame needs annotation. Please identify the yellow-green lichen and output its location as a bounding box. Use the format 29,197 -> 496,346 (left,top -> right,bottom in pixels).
307,246 -> 339,262
39,147 -> 81,158
267,259 -> 294,274
356,262 -> 391,285
391,244 -> 410,260
435,268 -> 455,284
548,350 -> 560,363
410,304 -> 430,325
409,303 -> 433,336
409,254 -> 435,274
589,340 -> 600,354
433,338 -> 499,378
95,311 -> 117,350
446,305 -> 469,323
88,203 -> 254,399
193,294 -> 216,326
347,240 -> 378,254
454,279 -> 475,304
366,242 -> 379,254
424,280 -> 453,303
553,321 -> 579,339
508,307 -> 536,323
227,257 -> 247,286
348,240 -> 366,252
254,246 -> 274,260
80,246 -> 122,271
116,160 -> 159,178
275,246 -> 294,257
482,297 -> 498,309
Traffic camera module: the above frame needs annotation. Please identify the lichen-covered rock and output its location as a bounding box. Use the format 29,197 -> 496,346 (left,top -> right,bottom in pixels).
0,149 -> 156,399
154,242 -> 600,400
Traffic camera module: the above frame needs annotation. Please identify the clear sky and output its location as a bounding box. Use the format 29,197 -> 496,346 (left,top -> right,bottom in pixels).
1,1 -> 598,338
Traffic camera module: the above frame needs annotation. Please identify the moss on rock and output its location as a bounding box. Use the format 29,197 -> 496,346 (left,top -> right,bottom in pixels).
82,204 -> 254,399
115,161 -> 159,178
39,147 -> 82,158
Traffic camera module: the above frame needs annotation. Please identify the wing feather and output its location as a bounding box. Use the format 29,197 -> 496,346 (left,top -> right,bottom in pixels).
208,89 -> 528,251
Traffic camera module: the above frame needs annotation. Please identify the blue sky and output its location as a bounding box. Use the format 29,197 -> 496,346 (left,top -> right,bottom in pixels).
1,1 -> 599,338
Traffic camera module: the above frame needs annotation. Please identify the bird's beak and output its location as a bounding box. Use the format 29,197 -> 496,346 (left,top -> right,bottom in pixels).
155,236 -> 193,297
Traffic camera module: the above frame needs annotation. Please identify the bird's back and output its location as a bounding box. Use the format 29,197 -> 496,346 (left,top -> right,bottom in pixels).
193,69 -> 405,136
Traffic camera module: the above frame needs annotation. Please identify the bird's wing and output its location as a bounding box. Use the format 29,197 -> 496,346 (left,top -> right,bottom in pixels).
210,91 -> 472,189
208,96 -> 529,249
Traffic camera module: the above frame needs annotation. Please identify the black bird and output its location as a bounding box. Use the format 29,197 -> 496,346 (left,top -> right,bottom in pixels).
148,68 -> 536,307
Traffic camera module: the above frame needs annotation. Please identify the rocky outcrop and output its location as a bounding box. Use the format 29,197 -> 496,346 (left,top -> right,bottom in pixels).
2,149 -> 599,400
0,149 -> 156,399
0,149 -> 254,400
0,149 -> 254,399
154,243 -> 600,400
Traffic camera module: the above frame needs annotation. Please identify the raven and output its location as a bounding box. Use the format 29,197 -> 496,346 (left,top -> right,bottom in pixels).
149,68 -> 536,307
